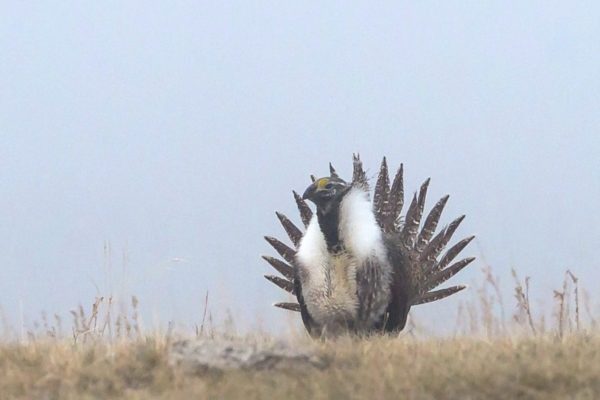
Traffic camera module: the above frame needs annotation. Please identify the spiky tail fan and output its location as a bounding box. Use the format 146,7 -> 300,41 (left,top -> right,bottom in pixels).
262,155 -> 474,333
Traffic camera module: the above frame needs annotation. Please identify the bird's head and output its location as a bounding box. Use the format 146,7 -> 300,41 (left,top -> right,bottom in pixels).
302,176 -> 351,214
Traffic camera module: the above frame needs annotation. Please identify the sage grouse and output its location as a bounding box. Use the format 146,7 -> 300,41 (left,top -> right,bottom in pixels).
263,155 -> 474,338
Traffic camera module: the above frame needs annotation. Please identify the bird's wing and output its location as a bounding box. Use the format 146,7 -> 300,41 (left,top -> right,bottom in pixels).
355,255 -> 392,330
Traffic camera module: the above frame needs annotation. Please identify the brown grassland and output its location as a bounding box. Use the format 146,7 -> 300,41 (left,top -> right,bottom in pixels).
1,334 -> 599,400
0,268 -> 598,399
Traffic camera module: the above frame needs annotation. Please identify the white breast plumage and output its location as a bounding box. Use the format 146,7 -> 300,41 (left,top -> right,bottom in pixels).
338,188 -> 388,263
295,187 -> 390,331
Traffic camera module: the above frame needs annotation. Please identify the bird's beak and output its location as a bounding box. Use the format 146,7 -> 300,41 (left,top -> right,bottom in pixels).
302,182 -> 318,201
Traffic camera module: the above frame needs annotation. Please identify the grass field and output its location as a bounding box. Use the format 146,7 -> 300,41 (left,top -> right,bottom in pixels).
1,334 -> 599,399
1,268 -> 598,399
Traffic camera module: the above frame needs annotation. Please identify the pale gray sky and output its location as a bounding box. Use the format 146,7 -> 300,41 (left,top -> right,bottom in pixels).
1,2 -> 599,334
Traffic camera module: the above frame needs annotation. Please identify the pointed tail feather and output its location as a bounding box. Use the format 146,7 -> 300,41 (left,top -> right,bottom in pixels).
432,235 -> 475,275
274,302 -> 301,312
400,178 -> 430,248
415,195 -> 449,252
423,257 -> 475,292
384,163 -> 404,232
264,275 -> 295,294
420,215 -> 466,267
444,214 -> 466,240
352,153 -> 369,190
275,211 -> 303,247
373,157 -> 390,227
264,236 -> 296,264
412,285 -> 467,305
293,190 -> 313,227
262,255 -> 294,280
329,162 -> 339,178
400,193 -> 417,247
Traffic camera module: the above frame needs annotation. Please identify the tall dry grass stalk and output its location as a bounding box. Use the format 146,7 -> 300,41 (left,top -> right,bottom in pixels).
61,295 -> 145,345
583,288 -> 598,330
511,269 -> 537,336
566,270 -> 580,331
444,264 -> 595,340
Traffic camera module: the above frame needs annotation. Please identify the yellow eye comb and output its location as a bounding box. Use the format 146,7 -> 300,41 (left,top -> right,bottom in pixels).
316,178 -> 330,189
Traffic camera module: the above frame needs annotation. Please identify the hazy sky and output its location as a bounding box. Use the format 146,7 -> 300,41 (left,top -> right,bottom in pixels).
1,2 -> 599,335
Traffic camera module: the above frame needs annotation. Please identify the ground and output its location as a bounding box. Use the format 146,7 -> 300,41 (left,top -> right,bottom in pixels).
1,333 -> 598,400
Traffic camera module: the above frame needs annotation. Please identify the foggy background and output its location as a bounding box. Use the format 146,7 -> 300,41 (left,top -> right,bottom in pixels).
1,2 -> 599,335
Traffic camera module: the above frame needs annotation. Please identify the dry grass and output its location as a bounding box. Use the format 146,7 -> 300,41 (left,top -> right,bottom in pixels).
0,334 -> 599,399
1,267 -> 598,399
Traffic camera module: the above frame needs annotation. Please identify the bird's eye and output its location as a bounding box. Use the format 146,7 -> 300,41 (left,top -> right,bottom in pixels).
325,183 -> 334,190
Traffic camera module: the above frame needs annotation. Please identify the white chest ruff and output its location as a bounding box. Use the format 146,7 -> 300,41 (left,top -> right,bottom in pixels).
295,187 -> 390,328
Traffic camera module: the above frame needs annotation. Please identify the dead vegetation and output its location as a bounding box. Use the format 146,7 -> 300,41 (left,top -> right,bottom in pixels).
0,266 -> 598,399
1,333 -> 599,399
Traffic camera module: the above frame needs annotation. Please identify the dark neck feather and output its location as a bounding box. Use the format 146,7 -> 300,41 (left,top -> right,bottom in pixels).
316,203 -> 343,254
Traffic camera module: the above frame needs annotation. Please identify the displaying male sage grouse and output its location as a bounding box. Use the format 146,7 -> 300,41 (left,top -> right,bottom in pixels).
263,155 -> 475,338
